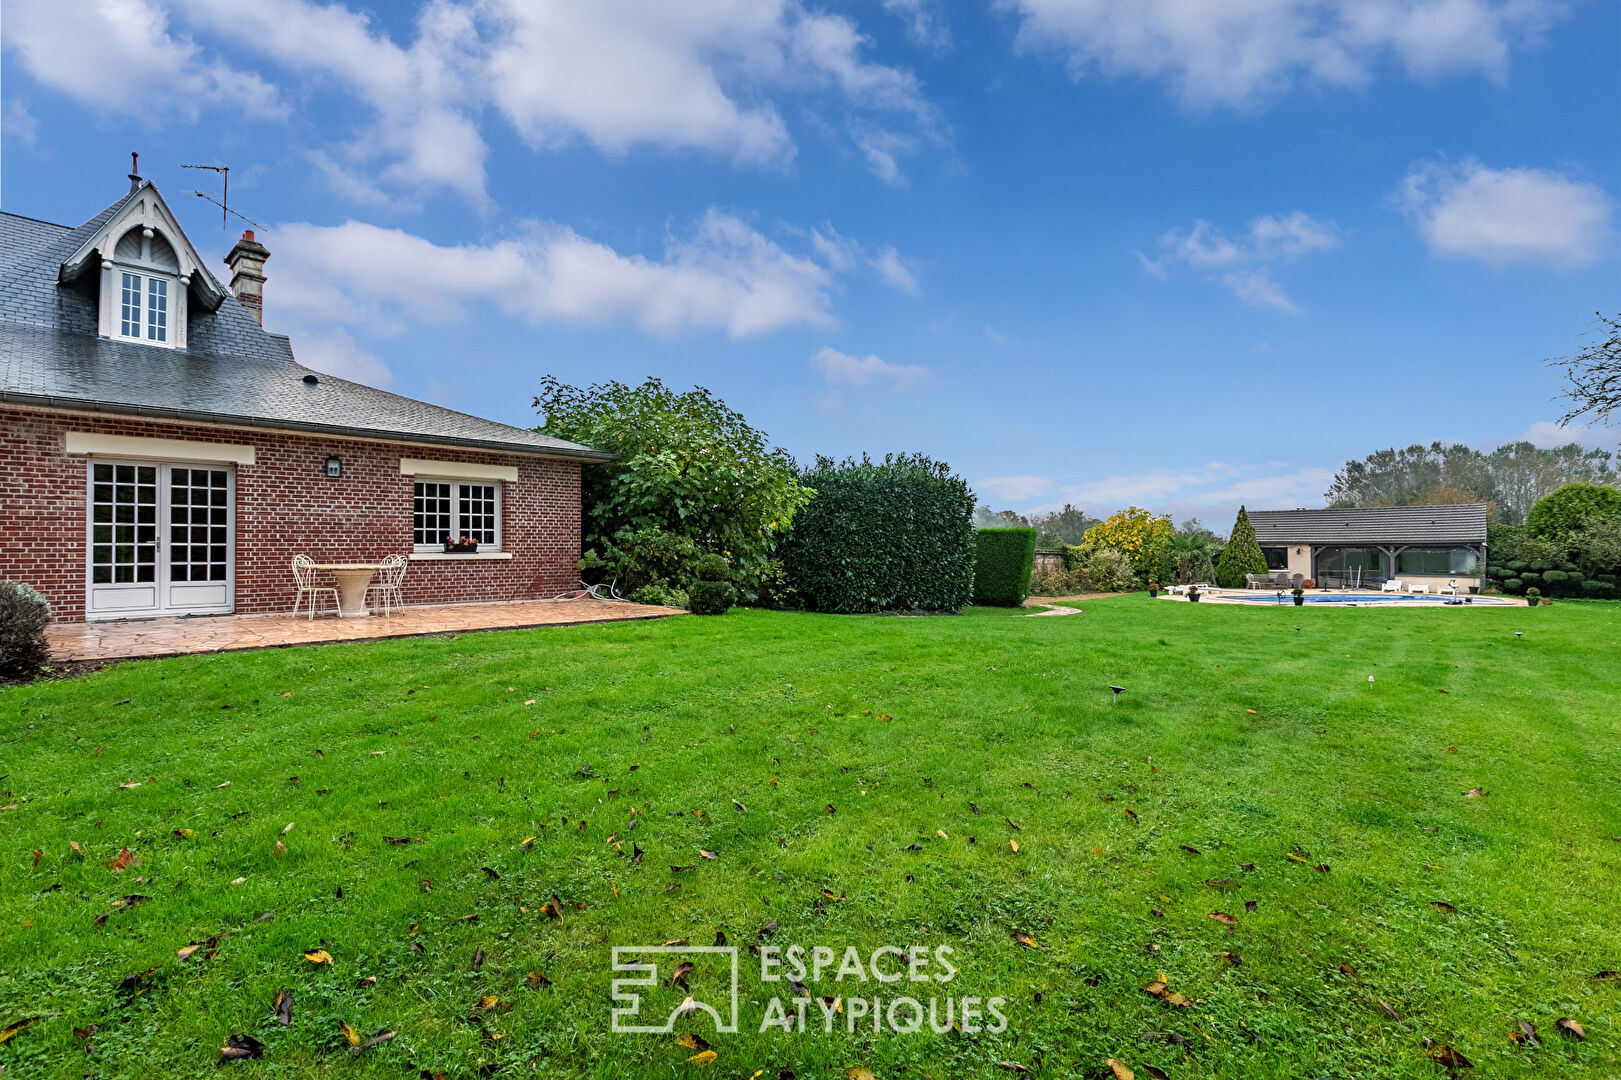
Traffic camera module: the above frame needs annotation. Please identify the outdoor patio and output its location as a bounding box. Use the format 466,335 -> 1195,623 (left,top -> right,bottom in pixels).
45,598 -> 684,662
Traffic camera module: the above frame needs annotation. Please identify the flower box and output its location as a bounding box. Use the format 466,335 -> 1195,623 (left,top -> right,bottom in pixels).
443,540 -> 479,554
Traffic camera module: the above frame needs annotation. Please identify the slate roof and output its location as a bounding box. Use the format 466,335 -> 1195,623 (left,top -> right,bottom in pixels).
1248,504 -> 1489,546
0,193 -> 610,461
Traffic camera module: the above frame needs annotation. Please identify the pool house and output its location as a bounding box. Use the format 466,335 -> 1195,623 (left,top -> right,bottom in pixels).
1247,504 -> 1489,592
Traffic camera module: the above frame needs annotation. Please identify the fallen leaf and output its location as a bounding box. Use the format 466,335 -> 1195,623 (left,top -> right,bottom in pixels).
1465,787 -> 1486,798
1376,998 -> 1401,1021
1339,963 -> 1358,977
1010,839 -> 1020,852
1427,1045 -> 1473,1068
1244,900 -> 1258,913
274,988 -> 293,1025
119,967 -> 159,993
1209,912 -> 1237,925
1143,1068 -> 1169,1080
303,949 -> 333,965
846,1070 -> 875,1080
526,971 -> 552,988
699,849 -> 717,860
1205,878 -> 1238,890
758,919 -> 779,938
1513,1019 -> 1539,1045
107,847 -> 140,871
339,1019 -> 362,1046
996,1064 -> 1031,1075
472,944 -> 484,971
0,1017 -> 39,1045
220,1033 -> 265,1060
1106,1060 -> 1134,1080
1428,901 -> 1456,913
1217,952 -> 1242,966
1557,1017 -> 1586,1040
677,1033 -> 712,1052
356,975 -> 377,988
1012,931 -> 1039,949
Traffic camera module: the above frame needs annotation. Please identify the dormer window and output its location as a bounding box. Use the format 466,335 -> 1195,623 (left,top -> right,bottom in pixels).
106,227 -> 183,348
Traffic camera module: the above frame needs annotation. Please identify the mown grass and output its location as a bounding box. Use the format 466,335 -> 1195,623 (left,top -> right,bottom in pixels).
1,597 -> 1619,1079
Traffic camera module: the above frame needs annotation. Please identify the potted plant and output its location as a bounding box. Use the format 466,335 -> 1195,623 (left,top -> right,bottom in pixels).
1148,581 -> 1160,598
1524,586 -> 1541,608
1291,586 -> 1305,606
1187,585 -> 1201,603
443,533 -> 479,554
1303,578 -> 1317,590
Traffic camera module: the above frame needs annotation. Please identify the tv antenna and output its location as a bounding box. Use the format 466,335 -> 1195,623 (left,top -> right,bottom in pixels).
180,163 -> 262,232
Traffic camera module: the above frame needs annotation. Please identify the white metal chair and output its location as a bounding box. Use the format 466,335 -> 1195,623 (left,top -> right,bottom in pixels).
291,555 -> 339,620
364,553 -> 409,616
1381,580 -> 1403,593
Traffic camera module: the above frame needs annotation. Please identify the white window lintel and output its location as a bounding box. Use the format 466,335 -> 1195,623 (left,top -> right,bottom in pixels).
399,457 -> 518,483
65,431 -> 255,465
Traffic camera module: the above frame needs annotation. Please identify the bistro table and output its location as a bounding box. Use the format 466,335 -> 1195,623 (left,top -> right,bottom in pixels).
307,562 -> 390,617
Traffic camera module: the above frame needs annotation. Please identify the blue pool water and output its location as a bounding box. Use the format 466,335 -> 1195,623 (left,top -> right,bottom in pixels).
1223,592 -> 1511,606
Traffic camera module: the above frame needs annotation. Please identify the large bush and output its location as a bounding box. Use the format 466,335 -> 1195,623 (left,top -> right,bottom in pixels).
0,581 -> 51,679
1216,507 -> 1268,588
780,454 -> 975,613
535,376 -> 812,598
973,528 -> 1036,606
1083,507 -> 1174,582
1527,482 -> 1621,540
687,554 -> 736,615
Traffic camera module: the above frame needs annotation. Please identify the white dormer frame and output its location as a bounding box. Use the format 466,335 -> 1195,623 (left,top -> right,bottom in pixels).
58,183 -> 226,351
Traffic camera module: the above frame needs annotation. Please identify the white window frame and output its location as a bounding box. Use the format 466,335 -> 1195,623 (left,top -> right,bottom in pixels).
412,478 -> 502,552
101,227 -> 185,349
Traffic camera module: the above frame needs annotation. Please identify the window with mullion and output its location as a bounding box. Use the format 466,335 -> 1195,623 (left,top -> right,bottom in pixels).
120,272 -> 143,337
413,479 -> 501,550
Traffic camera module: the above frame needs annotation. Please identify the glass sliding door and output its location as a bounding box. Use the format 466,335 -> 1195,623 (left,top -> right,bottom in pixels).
1313,547 -> 1388,587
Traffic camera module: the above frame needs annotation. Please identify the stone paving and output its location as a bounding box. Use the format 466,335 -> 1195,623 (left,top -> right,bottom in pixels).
47,599 -> 684,661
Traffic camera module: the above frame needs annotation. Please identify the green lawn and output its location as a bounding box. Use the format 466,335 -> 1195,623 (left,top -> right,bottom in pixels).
1,598 -> 1619,1079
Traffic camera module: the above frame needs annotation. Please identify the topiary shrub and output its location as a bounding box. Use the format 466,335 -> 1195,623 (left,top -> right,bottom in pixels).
1216,507 -> 1268,589
781,454 -> 975,613
629,583 -> 689,609
0,581 -> 51,679
692,553 -> 731,583
1542,569 -> 1569,586
1519,572 -> 1541,586
973,527 -> 1037,606
1527,482 -> 1621,540
1581,580 -> 1615,598
687,580 -> 737,615
1499,577 -> 1525,593
1506,560 -> 1529,573
1525,587 -> 1543,605
1486,565 -> 1506,579
1530,558 -> 1557,573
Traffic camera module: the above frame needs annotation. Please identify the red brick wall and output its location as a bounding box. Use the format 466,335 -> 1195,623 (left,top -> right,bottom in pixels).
0,406 -> 584,621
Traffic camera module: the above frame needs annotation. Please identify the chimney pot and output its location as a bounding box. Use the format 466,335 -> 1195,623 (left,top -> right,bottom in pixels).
224,231 -> 271,327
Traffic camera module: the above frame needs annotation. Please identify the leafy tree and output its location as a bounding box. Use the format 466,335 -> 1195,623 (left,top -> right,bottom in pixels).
534,376 -> 812,596
1083,506 -> 1174,579
1216,506 -> 1268,588
1326,440 -> 1616,524
1163,529 -> 1216,586
1548,312 -> 1621,425
1029,504 -> 1100,546
1526,482 -> 1621,541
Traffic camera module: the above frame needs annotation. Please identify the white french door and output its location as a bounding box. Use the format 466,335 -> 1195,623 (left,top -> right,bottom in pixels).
85,460 -> 235,618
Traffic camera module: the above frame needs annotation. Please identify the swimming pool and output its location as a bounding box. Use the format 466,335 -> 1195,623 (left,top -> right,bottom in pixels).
1219,592 -> 1512,606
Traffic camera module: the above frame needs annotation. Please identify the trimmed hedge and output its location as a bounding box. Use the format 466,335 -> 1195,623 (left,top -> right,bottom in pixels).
1499,577 -> 1525,593
688,580 -> 737,615
780,454 -> 976,613
973,528 -> 1036,607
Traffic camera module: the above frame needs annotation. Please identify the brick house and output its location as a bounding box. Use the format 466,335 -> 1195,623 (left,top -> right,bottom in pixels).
1,177 -> 610,622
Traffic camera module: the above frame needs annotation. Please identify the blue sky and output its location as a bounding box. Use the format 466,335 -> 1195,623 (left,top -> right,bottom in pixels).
3,0 -> 1616,528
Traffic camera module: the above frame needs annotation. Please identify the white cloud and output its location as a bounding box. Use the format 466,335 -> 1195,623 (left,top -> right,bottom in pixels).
871,246 -> 920,293
984,325 -> 1010,346
3,0 -> 284,122
1397,158 -> 1613,268
811,346 -> 929,388
1018,461 -> 1335,520
885,0 -> 952,51
163,0 -> 935,200
1149,211 -> 1339,311
1514,420 -> 1621,453
3,101 -> 38,145
290,327 -> 394,388
272,209 -> 844,340
976,474 -> 1052,502
1003,0 -> 1558,109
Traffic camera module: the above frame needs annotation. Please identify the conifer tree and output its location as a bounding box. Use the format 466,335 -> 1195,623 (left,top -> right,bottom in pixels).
1216,506 -> 1268,588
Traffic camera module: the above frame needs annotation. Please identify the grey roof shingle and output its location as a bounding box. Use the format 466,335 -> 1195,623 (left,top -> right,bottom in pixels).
0,199 -> 609,461
1248,504 -> 1489,546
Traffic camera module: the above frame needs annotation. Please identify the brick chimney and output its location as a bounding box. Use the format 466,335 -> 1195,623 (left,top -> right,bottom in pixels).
224,230 -> 270,327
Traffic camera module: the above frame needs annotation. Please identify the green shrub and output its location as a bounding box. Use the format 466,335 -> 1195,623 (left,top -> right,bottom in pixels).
1506,560 -> 1529,573
1499,577 -> 1525,594
974,528 -> 1037,606
1525,587 -> 1543,604
1486,565 -> 1506,579
1530,558 -> 1557,572
1061,545 -> 1088,572
1597,574 -> 1619,586
0,581 -> 51,679
1216,507 -> 1268,589
692,553 -> 731,583
1580,580 -> 1615,598
752,559 -> 799,610
1527,482 -> 1621,540
628,583 -> 689,609
1519,572 -> 1541,586
1083,548 -> 1137,592
781,453 -> 975,613
1029,565 -> 1091,596
687,580 -> 737,615
1542,570 -> 1569,585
